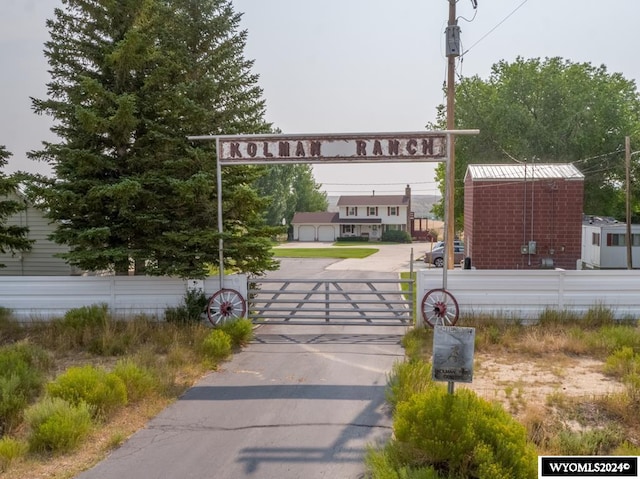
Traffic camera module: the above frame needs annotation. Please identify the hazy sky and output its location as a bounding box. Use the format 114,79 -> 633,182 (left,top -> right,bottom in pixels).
2,1 -> 639,195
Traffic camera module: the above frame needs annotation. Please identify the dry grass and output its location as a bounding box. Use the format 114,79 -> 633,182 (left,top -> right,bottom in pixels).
406,311 -> 640,456
0,312 -> 235,479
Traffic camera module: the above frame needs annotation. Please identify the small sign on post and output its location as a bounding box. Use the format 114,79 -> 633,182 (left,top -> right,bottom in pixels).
432,326 -> 475,384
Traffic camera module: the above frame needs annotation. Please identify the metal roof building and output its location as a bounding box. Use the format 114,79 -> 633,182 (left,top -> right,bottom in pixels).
465,163 -> 584,182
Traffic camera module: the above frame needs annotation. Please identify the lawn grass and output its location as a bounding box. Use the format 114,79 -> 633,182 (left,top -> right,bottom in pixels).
271,247 -> 378,259
333,241 -> 397,246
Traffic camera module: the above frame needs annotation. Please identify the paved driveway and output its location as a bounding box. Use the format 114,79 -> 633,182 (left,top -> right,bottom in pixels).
74,258 -> 409,479
274,241 -> 432,273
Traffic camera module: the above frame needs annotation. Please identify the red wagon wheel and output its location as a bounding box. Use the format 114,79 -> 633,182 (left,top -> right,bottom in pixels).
421,288 -> 459,328
206,288 -> 246,326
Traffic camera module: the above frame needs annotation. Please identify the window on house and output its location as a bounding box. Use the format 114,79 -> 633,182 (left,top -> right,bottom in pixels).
388,207 -> 398,216
607,233 -> 626,246
347,207 -> 357,216
634,234 -> 640,246
592,232 -> 600,246
342,225 -> 354,234
367,207 -> 377,216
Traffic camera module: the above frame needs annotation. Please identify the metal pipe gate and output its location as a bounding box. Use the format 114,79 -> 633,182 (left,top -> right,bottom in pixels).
248,278 -> 413,326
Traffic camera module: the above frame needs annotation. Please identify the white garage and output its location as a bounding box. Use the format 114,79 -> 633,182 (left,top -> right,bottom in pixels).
317,225 -> 337,242
297,225 -> 316,242
292,212 -> 339,242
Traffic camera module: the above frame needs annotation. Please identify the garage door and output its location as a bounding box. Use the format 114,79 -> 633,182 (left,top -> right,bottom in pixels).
298,225 -> 315,241
318,226 -> 336,242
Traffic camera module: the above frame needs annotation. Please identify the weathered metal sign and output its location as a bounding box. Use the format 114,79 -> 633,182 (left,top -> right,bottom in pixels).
432,326 -> 475,383
216,132 -> 447,165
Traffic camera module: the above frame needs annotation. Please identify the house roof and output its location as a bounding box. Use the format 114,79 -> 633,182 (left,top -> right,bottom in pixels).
291,212 -> 382,225
336,195 -> 408,206
337,218 -> 381,224
465,163 -> 584,182
291,212 -> 338,224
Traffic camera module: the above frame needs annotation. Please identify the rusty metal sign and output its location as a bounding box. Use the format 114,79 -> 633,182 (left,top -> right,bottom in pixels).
432,326 -> 475,383
214,132 -> 447,165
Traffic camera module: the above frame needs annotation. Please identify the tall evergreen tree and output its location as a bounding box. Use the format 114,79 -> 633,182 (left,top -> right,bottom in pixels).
30,0 -> 278,278
0,146 -> 33,267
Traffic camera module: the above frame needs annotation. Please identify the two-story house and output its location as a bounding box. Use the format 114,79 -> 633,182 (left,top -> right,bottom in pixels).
291,187 -> 411,241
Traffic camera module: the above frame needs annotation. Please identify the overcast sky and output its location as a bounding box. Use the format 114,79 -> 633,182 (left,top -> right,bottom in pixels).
1,1 -> 639,195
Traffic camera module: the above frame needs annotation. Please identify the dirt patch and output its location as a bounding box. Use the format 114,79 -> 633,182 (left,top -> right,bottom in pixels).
458,352 -> 625,412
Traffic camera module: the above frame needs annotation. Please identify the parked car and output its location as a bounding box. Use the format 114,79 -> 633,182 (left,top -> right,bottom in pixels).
431,240 -> 464,250
424,245 -> 465,267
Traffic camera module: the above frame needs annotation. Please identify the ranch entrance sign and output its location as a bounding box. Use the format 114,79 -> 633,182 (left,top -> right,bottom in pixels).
215,132 -> 448,164
187,129 -> 479,325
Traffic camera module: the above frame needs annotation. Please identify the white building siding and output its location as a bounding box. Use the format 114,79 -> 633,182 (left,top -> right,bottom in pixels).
581,224 -> 640,269
1,196 -> 73,276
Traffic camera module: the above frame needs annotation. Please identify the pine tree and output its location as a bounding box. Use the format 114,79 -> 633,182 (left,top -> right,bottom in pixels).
0,146 -> 33,267
30,0 -> 278,278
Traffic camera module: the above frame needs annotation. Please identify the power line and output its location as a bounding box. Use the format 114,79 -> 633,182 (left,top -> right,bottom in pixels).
460,0 -> 529,58
320,180 -> 437,186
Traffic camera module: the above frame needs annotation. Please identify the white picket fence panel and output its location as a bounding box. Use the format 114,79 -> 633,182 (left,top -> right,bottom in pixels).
0,275 -> 247,321
417,269 -> 640,326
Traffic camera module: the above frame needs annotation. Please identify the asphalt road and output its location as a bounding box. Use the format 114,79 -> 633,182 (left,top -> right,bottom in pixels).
74,250 -> 412,479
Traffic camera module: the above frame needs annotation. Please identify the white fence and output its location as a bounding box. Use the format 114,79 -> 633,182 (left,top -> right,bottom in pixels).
0,275 -> 247,321
417,269 -> 640,325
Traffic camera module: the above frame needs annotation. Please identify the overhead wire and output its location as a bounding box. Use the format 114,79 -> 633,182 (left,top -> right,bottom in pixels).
459,0 -> 529,59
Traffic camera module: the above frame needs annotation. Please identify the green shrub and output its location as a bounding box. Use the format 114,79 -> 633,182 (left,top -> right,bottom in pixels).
336,236 -> 369,242
218,318 -> 254,347
46,304 -> 111,351
389,387 -> 537,479
386,360 -> 434,410
366,444 -> 444,479
165,288 -> 208,324
538,308 -> 581,326
61,304 -> 109,330
381,230 -> 412,243
25,397 -> 93,454
604,347 -> 640,378
112,359 -> 156,402
0,436 -> 28,472
552,426 -> 624,456
401,328 -> 432,360
200,330 -> 232,362
595,326 -> 640,354
0,343 -> 52,434
582,303 -> 616,328
47,365 -> 127,419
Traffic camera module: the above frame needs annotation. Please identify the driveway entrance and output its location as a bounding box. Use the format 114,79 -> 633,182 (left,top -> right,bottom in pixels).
249,277 -> 413,326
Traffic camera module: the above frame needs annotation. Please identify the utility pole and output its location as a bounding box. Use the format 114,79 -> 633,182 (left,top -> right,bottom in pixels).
445,0 -> 460,269
626,136 -> 632,269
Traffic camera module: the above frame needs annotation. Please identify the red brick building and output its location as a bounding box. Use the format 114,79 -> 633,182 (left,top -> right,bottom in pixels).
463,164 -> 584,270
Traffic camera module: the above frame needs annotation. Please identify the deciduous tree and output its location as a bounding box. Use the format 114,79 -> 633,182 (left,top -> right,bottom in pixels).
432,57 -> 640,230
254,164 -> 328,228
